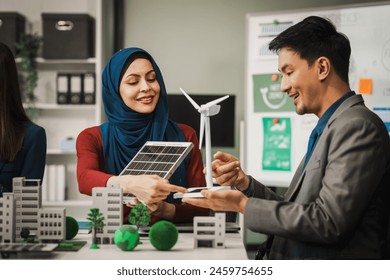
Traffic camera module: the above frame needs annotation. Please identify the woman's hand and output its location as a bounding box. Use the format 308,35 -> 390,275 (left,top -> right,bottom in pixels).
211,151 -> 249,191
107,174 -> 186,205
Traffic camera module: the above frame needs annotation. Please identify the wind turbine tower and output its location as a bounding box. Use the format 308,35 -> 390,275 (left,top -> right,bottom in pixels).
180,88 -> 229,188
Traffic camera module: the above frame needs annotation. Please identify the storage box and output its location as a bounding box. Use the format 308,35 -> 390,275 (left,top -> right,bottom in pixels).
42,13 -> 94,59
0,12 -> 26,55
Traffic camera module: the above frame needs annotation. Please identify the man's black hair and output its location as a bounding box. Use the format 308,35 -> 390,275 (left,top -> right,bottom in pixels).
269,16 -> 351,84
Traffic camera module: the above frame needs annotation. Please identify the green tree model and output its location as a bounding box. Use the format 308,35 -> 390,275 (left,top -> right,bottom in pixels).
19,227 -> 36,243
20,227 -> 30,242
86,208 -> 105,249
128,204 -> 150,229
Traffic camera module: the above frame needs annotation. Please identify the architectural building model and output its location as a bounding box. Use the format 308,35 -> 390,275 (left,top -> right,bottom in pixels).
1,178 -> 231,254
91,184 -> 230,249
193,212 -> 226,248
0,177 -> 66,243
92,184 -> 123,244
0,193 -> 15,243
38,208 -> 66,241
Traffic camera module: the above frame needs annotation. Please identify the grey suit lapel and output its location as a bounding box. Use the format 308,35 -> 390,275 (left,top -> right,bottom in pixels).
284,94 -> 364,202
285,157 -> 306,201
326,94 -> 364,128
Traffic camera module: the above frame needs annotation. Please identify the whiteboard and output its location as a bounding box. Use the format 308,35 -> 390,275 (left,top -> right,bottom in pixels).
245,3 -> 390,187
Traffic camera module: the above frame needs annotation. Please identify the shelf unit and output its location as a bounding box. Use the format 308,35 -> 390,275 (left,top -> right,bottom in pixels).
34,59 -> 100,153
2,0 -> 105,210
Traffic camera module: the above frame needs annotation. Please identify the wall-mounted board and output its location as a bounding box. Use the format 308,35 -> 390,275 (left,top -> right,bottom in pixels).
245,3 -> 390,187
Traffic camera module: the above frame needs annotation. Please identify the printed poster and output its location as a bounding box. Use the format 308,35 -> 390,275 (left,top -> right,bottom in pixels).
253,73 -> 295,112
262,117 -> 292,171
373,107 -> 390,133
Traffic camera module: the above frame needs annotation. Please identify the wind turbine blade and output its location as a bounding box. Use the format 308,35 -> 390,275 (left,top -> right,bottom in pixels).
203,95 -> 229,109
179,88 -> 200,110
199,114 -> 205,149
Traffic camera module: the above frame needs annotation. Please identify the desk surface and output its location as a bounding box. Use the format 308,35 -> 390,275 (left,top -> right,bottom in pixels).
53,233 -> 247,260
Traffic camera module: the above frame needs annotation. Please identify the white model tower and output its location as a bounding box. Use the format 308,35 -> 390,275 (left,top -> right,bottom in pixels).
180,88 -> 229,188
92,184 -> 123,244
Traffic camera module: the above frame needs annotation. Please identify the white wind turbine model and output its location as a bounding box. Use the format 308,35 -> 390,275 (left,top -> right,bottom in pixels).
180,88 -> 230,189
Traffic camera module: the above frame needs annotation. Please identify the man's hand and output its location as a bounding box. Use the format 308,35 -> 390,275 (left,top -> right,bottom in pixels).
182,189 -> 248,213
211,151 -> 249,191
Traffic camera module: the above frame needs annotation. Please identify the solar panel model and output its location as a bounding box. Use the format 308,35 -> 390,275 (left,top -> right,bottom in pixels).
120,141 -> 193,204
0,243 -> 58,258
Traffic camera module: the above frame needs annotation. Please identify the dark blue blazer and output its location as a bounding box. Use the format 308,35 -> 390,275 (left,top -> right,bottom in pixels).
0,122 -> 46,193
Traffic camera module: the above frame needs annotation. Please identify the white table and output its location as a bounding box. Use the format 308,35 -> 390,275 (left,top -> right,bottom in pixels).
53,233 -> 248,260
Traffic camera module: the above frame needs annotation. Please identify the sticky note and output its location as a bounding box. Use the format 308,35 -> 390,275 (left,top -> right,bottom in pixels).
359,78 -> 373,94
271,73 -> 279,81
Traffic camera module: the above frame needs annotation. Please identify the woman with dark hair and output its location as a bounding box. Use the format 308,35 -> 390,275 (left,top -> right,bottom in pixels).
76,47 -> 209,223
0,42 -> 46,194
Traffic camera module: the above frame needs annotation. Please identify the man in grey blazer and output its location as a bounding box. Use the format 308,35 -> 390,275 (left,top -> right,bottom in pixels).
183,16 -> 390,259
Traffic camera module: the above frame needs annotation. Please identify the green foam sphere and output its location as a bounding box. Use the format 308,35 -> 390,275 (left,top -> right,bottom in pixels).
114,225 -> 140,251
149,221 -> 178,251
66,216 -> 79,240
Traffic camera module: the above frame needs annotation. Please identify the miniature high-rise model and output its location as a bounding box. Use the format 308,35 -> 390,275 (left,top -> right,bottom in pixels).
13,177 -> 42,241
0,193 -> 16,243
92,184 -> 123,244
